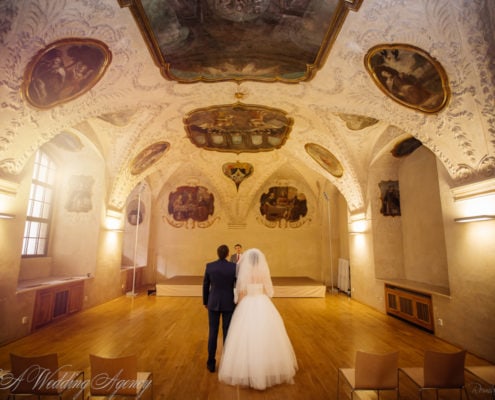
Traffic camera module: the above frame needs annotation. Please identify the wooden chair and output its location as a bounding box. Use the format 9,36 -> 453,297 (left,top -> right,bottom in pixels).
465,365 -> 495,400
399,350 -> 467,400
9,353 -> 84,399
337,351 -> 399,400
88,354 -> 152,399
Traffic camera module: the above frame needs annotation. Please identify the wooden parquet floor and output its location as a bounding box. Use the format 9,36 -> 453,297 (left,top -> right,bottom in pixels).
0,292 -> 492,400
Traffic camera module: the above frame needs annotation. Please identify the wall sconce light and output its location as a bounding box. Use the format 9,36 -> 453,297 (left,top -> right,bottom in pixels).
348,213 -> 368,234
0,212 -> 16,219
454,215 -> 495,223
105,209 -> 123,231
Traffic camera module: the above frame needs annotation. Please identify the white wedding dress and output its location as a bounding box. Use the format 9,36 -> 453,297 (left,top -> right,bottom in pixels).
218,282 -> 298,390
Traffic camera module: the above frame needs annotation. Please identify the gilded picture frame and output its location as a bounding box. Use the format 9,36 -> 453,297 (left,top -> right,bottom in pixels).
305,143 -> 344,178
22,38 -> 112,109
365,44 -> 450,113
130,141 -> 170,175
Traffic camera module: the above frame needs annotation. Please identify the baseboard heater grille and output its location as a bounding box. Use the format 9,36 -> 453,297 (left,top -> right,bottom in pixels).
385,283 -> 434,333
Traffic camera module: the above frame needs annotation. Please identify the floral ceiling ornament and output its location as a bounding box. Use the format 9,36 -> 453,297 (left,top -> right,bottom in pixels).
222,161 -> 253,190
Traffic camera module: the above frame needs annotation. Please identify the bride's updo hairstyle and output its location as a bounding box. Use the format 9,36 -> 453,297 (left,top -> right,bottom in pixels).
236,248 -> 274,298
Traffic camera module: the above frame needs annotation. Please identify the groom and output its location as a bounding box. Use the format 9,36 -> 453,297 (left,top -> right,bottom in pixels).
202,244 -> 237,372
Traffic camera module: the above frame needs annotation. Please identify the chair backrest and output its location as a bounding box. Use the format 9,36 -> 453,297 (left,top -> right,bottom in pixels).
355,351 -> 399,389
10,353 -> 59,395
423,350 -> 466,388
89,354 -> 138,396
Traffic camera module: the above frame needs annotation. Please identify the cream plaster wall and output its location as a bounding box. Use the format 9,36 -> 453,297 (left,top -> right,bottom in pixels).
369,153 -> 404,280
435,165 -> 495,361
150,165 -> 340,284
347,146 -> 495,362
400,147 -> 449,288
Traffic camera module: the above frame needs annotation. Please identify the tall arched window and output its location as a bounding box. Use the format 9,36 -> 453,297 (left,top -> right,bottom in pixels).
22,150 -> 57,256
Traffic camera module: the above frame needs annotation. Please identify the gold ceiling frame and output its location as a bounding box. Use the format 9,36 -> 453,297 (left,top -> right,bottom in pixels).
118,0 -> 364,83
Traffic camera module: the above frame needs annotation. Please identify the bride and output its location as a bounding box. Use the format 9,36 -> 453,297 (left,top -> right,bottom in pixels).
218,248 -> 298,390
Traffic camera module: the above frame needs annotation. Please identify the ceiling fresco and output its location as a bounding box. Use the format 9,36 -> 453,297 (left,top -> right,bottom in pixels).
130,141 -> 170,175
118,0 -> 363,82
184,103 -> 293,153
305,143 -> 344,178
364,44 -> 450,113
0,0 -> 493,214
22,38 -> 112,109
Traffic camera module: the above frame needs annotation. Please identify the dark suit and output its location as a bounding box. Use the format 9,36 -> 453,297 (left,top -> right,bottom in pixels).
203,258 -> 236,369
229,253 -> 241,263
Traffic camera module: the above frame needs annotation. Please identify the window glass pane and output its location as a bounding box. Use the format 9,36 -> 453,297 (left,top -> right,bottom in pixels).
26,238 -> 37,255
22,150 -> 55,257
38,167 -> 48,182
39,222 -> 48,237
24,221 -> 30,237
32,163 -> 40,180
28,221 -> 40,237
42,204 -> 51,219
47,168 -> 56,185
31,201 -> 43,218
26,200 -> 35,217
37,239 -> 46,255
44,187 -> 53,203
33,184 -> 44,201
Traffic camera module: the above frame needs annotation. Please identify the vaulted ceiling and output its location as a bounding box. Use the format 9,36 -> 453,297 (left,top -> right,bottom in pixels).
0,0 -> 494,214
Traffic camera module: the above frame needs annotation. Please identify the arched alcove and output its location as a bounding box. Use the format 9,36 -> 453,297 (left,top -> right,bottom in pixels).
369,144 -> 449,290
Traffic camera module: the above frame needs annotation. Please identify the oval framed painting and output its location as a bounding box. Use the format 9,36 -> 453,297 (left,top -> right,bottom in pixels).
22,38 -> 112,109
305,143 -> 344,178
130,141 -> 170,175
364,44 -> 450,113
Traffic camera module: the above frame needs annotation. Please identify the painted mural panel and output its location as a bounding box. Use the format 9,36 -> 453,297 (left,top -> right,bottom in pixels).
379,180 -> 401,217
65,175 -> 94,213
184,103 -> 292,153
165,185 -> 217,228
259,186 -> 308,226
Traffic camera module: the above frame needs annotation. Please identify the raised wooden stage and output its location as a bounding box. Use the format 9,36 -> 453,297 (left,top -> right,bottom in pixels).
155,276 -> 326,298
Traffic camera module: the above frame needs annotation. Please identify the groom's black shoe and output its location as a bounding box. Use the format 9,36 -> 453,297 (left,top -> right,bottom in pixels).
206,360 -> 215,373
